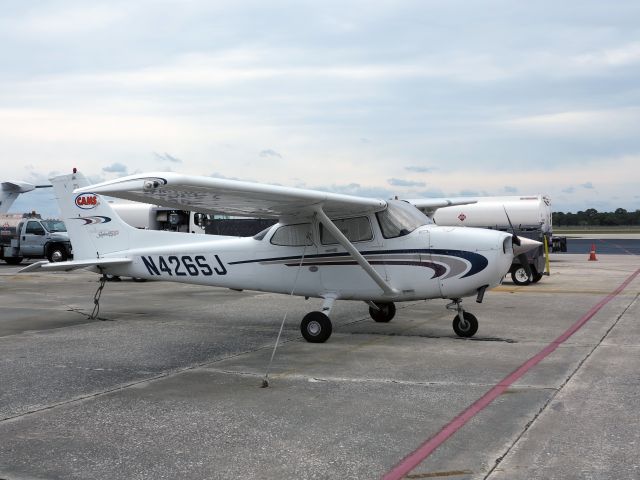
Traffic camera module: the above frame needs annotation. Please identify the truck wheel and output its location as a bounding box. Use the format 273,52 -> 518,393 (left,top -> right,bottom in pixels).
511,267 -> 530,286
531,267 -> 543,283
47,245 -> 68,262
4,257 -> 23,265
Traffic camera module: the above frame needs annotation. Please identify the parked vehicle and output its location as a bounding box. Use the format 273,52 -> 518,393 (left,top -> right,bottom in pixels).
110,202 -> 209,234
0,213 -> 72,265
426,195 -> 567,285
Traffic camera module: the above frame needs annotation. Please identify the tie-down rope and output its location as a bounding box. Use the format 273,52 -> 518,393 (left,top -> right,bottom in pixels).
261,229 -> 313,388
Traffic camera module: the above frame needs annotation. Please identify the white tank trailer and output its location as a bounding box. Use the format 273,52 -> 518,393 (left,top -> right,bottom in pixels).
109,202 -> 208,234
428,195 -> 566,285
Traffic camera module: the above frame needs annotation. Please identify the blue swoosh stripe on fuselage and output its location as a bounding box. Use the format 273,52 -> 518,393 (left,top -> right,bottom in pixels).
228,249 -> 488,279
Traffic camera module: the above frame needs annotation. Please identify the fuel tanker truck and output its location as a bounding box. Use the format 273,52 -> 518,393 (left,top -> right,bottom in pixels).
0,213 -> 72,265
413,195 -> 566,285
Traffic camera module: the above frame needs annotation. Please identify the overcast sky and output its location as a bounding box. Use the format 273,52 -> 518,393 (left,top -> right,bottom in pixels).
2,0 -> 639,217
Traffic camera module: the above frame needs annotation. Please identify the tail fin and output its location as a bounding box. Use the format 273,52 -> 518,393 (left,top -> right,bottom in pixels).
51,172 -> 137,260
0,181 -> 35,214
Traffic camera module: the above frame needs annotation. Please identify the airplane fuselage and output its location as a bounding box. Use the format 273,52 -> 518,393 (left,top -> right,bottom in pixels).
102,221 -> 513,302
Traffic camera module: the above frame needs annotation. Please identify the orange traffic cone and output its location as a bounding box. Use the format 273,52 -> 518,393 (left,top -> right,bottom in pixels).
588,243 -> 598,261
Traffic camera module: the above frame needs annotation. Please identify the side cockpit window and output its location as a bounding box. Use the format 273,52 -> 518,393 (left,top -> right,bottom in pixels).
376,200 -> 431,238
320,216 -> 373,244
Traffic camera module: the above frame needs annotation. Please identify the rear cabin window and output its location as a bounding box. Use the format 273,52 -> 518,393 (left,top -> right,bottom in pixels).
320,216 -> 373,244
270,223 -> 314,246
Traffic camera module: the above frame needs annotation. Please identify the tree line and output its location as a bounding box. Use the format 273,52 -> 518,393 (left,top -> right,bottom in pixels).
553,208 -> 640,226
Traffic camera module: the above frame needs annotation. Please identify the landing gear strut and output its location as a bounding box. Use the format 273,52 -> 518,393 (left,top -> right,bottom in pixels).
446,299 -> 478,338
300,296 -> 335,343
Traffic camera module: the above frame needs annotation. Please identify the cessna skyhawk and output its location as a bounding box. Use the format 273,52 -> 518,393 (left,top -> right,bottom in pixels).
22,170 -> 539,342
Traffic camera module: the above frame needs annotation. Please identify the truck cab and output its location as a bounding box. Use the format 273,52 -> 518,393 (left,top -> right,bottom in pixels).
1,214 -> 73,265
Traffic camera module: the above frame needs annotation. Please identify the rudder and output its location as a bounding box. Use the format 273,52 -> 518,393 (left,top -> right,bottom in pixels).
51,171 -> 135,260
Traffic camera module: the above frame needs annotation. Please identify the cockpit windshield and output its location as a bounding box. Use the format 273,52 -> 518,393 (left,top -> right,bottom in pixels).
42,220 -> 67,233
376,200 -> 432,238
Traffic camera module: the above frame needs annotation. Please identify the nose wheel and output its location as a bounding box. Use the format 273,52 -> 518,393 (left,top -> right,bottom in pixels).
452,311 -> 478,337
447,299 -> 479,337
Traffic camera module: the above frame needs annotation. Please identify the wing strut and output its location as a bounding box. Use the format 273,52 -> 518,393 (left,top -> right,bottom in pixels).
314,207 -> 399,297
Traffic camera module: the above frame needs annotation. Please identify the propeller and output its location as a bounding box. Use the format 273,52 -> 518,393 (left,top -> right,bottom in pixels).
503,207 -> 534,282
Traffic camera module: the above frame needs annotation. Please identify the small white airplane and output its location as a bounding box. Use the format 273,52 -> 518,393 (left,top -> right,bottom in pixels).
0,180 -> 36,214
22,170 -> 539,342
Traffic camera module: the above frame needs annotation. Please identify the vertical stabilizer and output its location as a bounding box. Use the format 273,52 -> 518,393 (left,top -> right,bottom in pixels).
51,172 -> 136,260
0,181 -> 35,214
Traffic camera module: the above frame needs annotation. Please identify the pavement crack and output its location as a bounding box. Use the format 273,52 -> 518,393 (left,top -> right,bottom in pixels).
0,339 -> 298,425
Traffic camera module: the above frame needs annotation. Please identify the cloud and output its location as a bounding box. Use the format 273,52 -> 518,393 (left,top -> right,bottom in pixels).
414,188 -> 446,198
502,108 -> 640,137
23,165 -> 55,186
102,162 -> 128,174
13,4 -> 127,36
154,152 -> 182,163
405,166 -> 434,173
503,185 -> 518,193
1,3 -> 639,216
562,186 -> 575,194
581,182 -> 595,189
573,42 -> 640,69
260,149 -> 283,159
387,178 -> 426,187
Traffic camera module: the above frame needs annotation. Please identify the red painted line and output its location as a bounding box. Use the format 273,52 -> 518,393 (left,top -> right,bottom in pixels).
383,267 -> 640,480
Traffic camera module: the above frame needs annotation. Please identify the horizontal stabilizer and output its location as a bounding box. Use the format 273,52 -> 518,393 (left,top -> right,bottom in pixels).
1,181 -> 36,193
19,258 -> 131,273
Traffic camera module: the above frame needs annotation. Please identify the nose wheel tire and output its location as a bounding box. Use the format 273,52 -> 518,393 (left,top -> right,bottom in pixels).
301,311 -> 332,343
369,302 -> 396,323
452,312 -> 478,338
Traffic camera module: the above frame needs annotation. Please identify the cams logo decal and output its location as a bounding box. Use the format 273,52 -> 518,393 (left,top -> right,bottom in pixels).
75,193 -> 99,209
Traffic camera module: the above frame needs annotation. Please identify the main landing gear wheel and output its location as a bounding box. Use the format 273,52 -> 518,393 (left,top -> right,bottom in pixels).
301,311 -> 332,343
511,266 -> 531,286
369,302 -> 396,323
452,312 -> 478,338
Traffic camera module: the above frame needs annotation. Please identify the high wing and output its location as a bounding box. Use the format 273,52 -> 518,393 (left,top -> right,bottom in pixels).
79,172 -> 387,219
404,198 -> 477,219
78,171 -> 396,295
